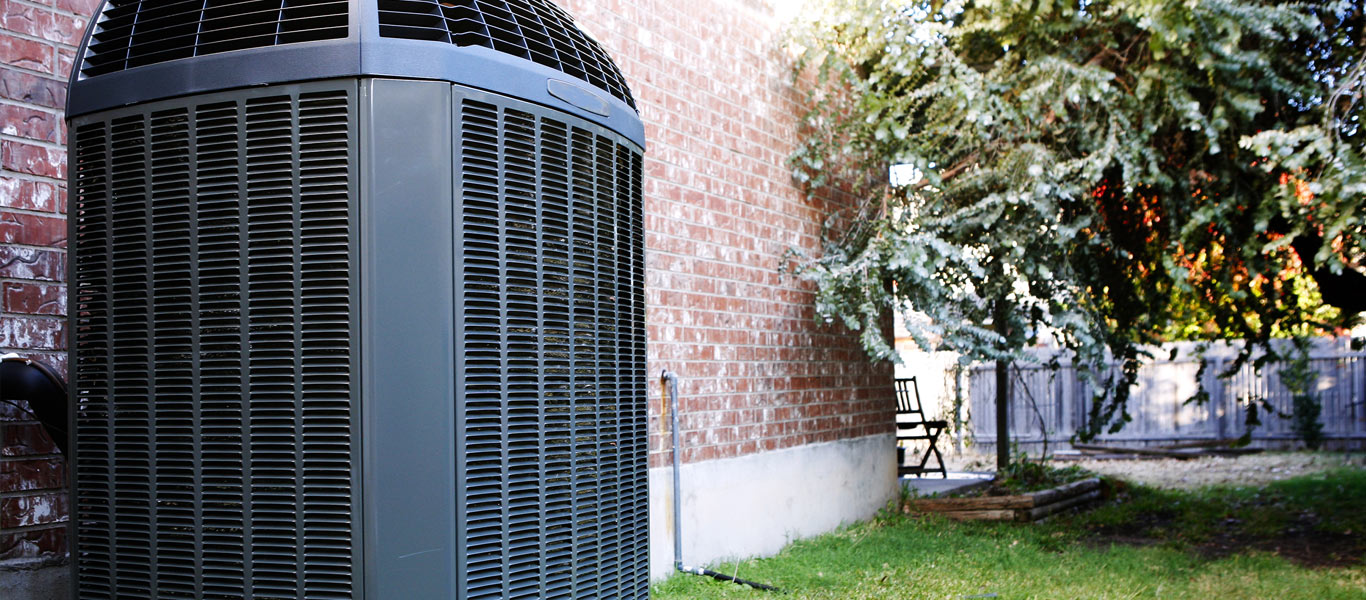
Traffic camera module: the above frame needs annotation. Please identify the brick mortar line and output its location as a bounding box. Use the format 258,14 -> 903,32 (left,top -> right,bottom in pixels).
0,313 -> 66,321
645,339 -> 871,348
645,117 -> 798,160
646,292 -> 819,307
644,336 -> 868,345
0,62 -> 71,84
0,23 -> 84,51
646,244 -> 813,265
646,337 -> 861,346
646,153 -> 803,194
0,520 -> 69,535
13,0 -> 98,20
640,380 -> 889,389
0,241 -> 66,252
0,302 -> 67,312
0,487 -> 66,500
0,205 -> 66,218
0,98 -> 65,115
0,280 -> 67,287
0,169 -> 67,186
646,225 -> 813,252
643,186 -> 819,231
0,132 -> 65,151
673,413 -> 892,421
0,172 -> 67,189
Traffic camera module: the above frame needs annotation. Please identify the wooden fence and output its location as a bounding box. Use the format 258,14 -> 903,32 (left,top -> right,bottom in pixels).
901,339 -> 1366,452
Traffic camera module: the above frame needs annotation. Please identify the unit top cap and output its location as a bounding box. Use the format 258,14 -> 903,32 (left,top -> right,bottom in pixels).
67,0 -> 642,147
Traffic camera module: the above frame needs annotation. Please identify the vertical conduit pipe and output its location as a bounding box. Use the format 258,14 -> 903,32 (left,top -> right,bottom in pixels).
661,371 -> 778,592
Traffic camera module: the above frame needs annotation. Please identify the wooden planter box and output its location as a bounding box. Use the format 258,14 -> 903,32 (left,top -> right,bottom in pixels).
907,478 -> 1102,522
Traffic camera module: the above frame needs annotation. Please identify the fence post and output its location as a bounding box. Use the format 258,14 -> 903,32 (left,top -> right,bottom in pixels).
1208,357 -> 1226,440
953,364 -> 965,453
1059,364 -> 1073,444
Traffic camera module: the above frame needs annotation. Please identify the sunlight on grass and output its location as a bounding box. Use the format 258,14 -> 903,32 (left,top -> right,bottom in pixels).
652,468 -> 1366,600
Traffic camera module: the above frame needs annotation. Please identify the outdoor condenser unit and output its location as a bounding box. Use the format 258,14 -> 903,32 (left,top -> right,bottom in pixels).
64,1 -> 647,598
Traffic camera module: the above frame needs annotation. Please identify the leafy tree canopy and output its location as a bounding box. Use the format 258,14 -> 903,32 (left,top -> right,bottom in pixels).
788,0 -> 1364,438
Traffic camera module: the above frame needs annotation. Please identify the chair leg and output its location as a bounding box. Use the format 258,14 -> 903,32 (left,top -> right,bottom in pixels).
928,437 -> 947,478
916,433 -> 947,479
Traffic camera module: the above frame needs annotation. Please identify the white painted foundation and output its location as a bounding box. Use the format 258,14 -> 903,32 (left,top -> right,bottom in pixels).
647,433 -> 898,580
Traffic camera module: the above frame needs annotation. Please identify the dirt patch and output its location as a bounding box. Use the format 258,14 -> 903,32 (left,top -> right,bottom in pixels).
1086,521 -> 1365,568
1206,531 -> 1363,569
1070,452 -> 1366,490
1060,453 -> 1366,567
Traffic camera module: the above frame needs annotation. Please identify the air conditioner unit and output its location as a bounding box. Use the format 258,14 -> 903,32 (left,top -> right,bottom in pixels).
65,1 -> 647,597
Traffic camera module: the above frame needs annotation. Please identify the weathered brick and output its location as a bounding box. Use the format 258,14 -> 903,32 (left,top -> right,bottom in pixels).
1,423 -> 59,457
2,281 -> 65,315
55,0 -> 100,17
0,103 -> 58,142
0,176 -> 58,211
0,492 -> 68,528
0,398 -> 27,420
0,1 -> 88,46
556,0 -> 895,468
0,67 -> 64,108
1,139 -> 65,178
0,34 -> 52,73
0,210 -> 65,246
55,43 -> 72,78
0,316 -> 65,350
0,524 -> 65,560
0,246 -> 62,280
0,457 -> 66,492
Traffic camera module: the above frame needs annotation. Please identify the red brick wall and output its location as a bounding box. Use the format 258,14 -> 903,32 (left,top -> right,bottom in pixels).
0,0 -> 96,565
0,0 -> 894,566
559,0 -> 896,468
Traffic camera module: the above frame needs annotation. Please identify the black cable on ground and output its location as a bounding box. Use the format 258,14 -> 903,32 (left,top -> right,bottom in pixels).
682,566 -> 781,592
663,371 -> 781,593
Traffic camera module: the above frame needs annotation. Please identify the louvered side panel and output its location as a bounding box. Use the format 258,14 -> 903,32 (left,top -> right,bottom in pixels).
147,107 -> 197,599
193,99 -> 251,600
108,112 -> 155,596
72,119 -> 114,600
455,89 -> 647,600
71,82 -> 359,600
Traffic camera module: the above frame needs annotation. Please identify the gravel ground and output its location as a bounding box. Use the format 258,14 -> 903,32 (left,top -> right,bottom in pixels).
940,447 -> 1366,489
1071,452 -> 1366,490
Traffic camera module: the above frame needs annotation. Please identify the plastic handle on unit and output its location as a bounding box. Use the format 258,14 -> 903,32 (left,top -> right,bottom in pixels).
548,79 -> 611,117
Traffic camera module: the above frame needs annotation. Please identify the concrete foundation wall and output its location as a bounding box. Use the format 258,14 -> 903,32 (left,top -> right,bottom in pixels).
647,433 -> 897,580
0,560 -> 67,600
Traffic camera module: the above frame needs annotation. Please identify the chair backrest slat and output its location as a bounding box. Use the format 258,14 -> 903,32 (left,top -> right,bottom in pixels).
895,377 -> 925,416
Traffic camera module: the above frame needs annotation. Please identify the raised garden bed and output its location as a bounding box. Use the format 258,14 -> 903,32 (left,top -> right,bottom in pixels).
907,478 -> 1103,522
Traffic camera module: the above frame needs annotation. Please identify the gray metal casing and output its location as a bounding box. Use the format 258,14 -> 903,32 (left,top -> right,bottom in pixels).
66,2 -> 648,598
66,0 -> 645,149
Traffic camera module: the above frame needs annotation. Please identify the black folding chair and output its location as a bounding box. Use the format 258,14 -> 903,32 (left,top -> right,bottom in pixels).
895,377 -> 947,478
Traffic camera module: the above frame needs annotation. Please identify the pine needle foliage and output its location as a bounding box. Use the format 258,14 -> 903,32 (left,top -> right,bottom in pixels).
788,0 -> 1364,439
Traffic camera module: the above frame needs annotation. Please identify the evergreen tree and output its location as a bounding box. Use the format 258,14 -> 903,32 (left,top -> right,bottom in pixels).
788,0 -> 1364,460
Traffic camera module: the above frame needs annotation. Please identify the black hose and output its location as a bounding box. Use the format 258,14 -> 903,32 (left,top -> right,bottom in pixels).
1,355 -> 69,456
683,566 -> 781,592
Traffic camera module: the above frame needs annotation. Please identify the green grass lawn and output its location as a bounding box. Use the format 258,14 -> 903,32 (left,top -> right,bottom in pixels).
651,467 -> 1366,600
